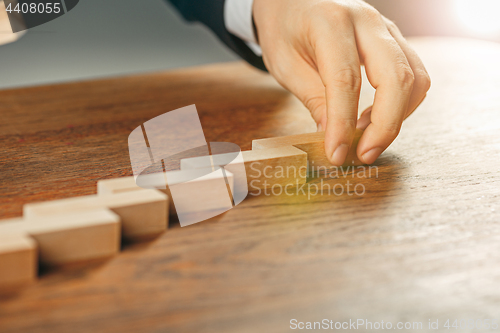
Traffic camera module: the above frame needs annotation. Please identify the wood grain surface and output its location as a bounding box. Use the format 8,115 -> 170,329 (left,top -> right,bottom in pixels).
0,37 -> 499,333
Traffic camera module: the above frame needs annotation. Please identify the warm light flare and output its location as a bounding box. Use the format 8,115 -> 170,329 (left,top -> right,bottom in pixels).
454,0 -> 500,36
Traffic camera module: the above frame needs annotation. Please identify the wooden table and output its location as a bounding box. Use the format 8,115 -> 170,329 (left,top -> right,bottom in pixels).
1,37 -> 499,332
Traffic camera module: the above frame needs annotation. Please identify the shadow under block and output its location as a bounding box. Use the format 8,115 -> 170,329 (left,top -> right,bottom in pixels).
23,190 -> 167,240
180,146 -> 308,191
252,129 -> 364,169
0,234 -> 37,286
0,210 -> 120,266
97,169 -> 235,215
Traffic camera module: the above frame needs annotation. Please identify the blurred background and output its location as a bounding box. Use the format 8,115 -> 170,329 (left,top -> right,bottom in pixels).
0,0 -> 499,89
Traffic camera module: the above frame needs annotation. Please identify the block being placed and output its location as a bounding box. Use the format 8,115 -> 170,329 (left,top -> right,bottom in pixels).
0,234 -> 37,286
0,209 -> 120,266
180,146 -> 308,193
252,129 -> 364,171
97,168 -> 234,217
24,189 -> 167,240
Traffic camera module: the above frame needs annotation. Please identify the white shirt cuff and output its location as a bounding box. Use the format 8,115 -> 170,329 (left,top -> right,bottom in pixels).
223,0 -> 262,56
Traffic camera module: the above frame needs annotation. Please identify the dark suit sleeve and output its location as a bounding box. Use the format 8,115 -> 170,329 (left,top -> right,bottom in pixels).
165,0 -> 267,72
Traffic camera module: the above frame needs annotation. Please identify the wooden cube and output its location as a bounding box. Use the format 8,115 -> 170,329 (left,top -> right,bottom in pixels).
0,234 -> 37,286
0,209 -> 120,266
252,129 -> 364,172
24,190 -> 167,240
180,146 -> 308,192
97,169 -> 234,216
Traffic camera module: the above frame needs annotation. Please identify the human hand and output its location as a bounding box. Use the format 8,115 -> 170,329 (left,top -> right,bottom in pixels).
252,0 -> 431,165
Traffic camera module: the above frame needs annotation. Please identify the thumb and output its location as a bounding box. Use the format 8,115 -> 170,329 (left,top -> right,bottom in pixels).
273,59 -> 327,131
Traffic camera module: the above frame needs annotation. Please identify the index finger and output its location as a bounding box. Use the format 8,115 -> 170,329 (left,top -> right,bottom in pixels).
313,16 -> 362,166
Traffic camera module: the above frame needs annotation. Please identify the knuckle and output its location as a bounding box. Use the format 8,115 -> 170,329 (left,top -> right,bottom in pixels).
303,95 -> 326,116
362,6 -> 383,21
309,2 -> 351,27
390,65 -> 415,90
384,18 -> 399,32
380,123 -> 401,138
334,117 -> 357,130
330,68 -> 362,92
416,71 -> 431,92
330,6 -> 352,23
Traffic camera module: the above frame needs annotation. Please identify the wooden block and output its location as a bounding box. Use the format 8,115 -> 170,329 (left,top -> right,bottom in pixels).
0,209 -> 120,266
167,168 -> 235,226
24,189 -> 167,240
98,175 -> 147,196
252,129 -> 364,172
180,146 -> 308,192
0,234 -> 37,286
97,168 -> 234,215
97,175 -> 173,213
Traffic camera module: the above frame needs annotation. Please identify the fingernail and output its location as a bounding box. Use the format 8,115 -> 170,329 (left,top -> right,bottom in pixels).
331,144 -> 349,165
317,123 -> 323,132
361,147 -> 383,164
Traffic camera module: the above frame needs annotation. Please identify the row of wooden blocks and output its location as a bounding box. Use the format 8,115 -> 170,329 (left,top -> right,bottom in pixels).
0,130 -> 363,287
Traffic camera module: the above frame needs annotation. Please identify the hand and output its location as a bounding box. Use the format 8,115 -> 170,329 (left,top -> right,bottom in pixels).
252,0 -> 431,165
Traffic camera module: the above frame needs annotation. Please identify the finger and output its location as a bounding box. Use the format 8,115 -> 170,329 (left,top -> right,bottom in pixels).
353,93 -> 424,133
354,14 -> 414,164
383,17 -> 431,119
405,93 -> 427,119
269,51 -> 328,132
356,106 -> 372,130
313,17 -> 362,166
